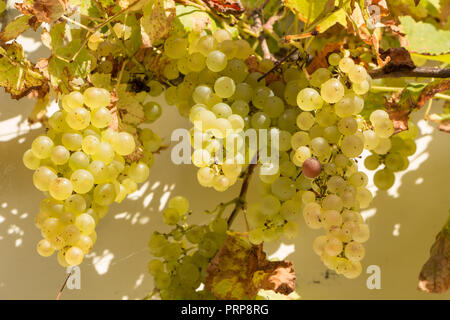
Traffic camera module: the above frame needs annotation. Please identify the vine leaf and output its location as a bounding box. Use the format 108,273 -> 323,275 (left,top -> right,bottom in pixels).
428,102 -> 450,133
306,42 -> 342,74
378,47 -> 416,73
174,4 -> 217,33
205,232 -> 296,300
0,15 -> 41,43
16,0 -> 67,23
385,80 -> 450,133
141,0 -> 176,47
283,0 -> 332,24
116,84 -> 146,125
0,42 -> 46,99
418,218 -> 450,294
399,15 -> 450,63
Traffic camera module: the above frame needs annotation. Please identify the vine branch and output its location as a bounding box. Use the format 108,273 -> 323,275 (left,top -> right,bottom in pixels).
227,163 -> 256,228
370,67 -> 450,79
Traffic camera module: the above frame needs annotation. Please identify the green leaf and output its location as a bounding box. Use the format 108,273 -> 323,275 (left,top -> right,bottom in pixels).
91,73 -> 111,90
399,16 -> 450,56
141,0 -> 176,47
283,0 -> 332,23
0,15 -> 40,43
411,52 -> 450,64
174,4 -> 217,33
125,14 -> 142,55
0,42 -> 45,99
0,0 -> 6,15
116,84 -> 146,125
316,8 -> 347,32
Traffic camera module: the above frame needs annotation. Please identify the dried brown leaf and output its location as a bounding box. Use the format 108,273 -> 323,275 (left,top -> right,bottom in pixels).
205,232 -> 296,300
378,47 -> 415,72
306,42 -> 342,74
437,120 -> 450,133
16,0 -> 67,23
418,223 -> 450,294
417,80 -> 450,108
203,0 -> 244,15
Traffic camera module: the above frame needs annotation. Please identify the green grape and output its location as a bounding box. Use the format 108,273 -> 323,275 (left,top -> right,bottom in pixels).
373,137 -> 391,155
296,112 -> 315,131
363,130 -> 379,150
260,195 -> 281,216
341,135 -> 364,158
283,67 -> 302,82
197,167 -> 215,187
310,137 -> 331,158
33,166 -> 57,191
168,196 -> 189,215
291,131 -> 310,149
127,162 -> 150,183
280,199 -> 302,221
164,36 -> 188,59
49,111 -> 68,132
322,194 -> 343,212
246,72 -> 265,88
400,139 -> 416,156
164,86 -> 179,105
271,177 -> 296,201
323,126 -> 341,144
31,136 -> 54,159
90,107 -> 111,128
348,65 -> 368,84
88,160 -> 109,184
50,145 -> 70,165
49,177 -> 73,200
297,88 -> 323,111
61,91 -> 84,111
83,87 -> 110,110
143,102 -> 162,123
249,228 -> 263,245
328,53 -> 341,66
250,111 -> 271,129
69,151 -> 89,170
163,60 -> 179,80
373,118 -> 394,138
113,132 -> 136,156
252,86 -> 273,109
76,234 -> 94,254
91,142 -> 114,164
370,109 -> 389,124
218,39 -> 237,59
303,202 -> 322,229
93,183 -> 116,206
315,105 -> 338,127
187,52 -> 206,72
264,96 -> 285,118
356,188 -> 373,209
352,223 -> 370,243
23,149 -> 41,170
214,76 -> 235,98
228,114 -> 245,131
82,135 -> 100,155
162,208 -> 181,225
321,79 -> 345,104
324,236 -> 343,256
385,152 -> 406,172
176,56 -> 190,75
222,59 -> 248,83
338,117 -> 358,135
37,239 -> 55,257
62,132 -> 83,151
196,35 -> 217,56
234,39 -> 252,60
353,80 -> 370,95
233,82 -> 253,102
212,175 -> 230,192
374,168 -> 395,190
206,50 -> 227,72
310,68 -> 331,87
364,154 -> 380,170
65,246 -> 84,266
75,213 -> 96,235
65,194 -> 87,214
339,57 -> 355,73
322,210 -> 342,229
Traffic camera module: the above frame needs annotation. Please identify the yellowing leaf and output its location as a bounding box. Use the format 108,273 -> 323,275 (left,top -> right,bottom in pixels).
15,0 -> 67,23
283,0 -> 332,23
400,16 -> 450,56
174,5 -> 217,33
0,42 -> 46,99
316,8 -> 347,33
205,232 -> 296,300
141,0 -> 176,47
0,15 -> 41,43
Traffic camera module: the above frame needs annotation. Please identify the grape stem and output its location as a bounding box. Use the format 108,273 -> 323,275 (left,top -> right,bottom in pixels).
55,271 -> 72,300
227,163 -> 256,228
252,10 -> 273,61
369,67 -> 450,79
257,48 -> 299,81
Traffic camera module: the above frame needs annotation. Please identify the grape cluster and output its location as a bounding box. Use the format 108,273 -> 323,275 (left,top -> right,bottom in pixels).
163,29 -> 271,191
243,53 -> 416,279
147,196 -> 226,299
364,118 -> 418,190
23,88 -> 152,267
